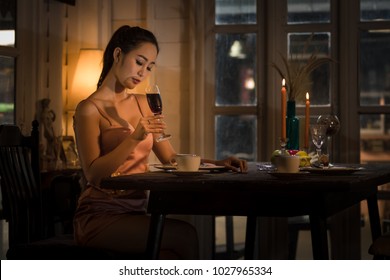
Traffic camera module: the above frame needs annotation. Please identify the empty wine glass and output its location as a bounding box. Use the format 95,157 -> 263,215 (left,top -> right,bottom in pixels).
310,124 -> 327,167
317,115 -> 340,164
145,84 -> 172,142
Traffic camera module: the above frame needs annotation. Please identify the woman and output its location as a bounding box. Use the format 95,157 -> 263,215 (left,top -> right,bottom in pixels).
73,25 -> 247,259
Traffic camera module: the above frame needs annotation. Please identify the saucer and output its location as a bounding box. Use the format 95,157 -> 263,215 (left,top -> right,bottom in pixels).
152,164 -> 176,171
152,164 -> 226,172
300,166 -> 364,175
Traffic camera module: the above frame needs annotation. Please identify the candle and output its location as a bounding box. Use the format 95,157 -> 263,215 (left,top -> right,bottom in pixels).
305,92 -> 310,149
281,79 -> 287,140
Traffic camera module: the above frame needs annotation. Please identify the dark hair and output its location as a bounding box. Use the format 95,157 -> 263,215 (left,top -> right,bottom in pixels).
97,25 -> 159,88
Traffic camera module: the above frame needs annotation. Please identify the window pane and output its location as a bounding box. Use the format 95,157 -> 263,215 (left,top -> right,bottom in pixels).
360,31 -> 390,106
215,115 -> 257,161
0,0 -> 16,47
0,56 -> 15,124
215,0 -> 256,25
360,114 -> 390,163
361,0 -> 390,21
287,0 -> 330,24
215,33 -> 257,106
288,33 -> 331,105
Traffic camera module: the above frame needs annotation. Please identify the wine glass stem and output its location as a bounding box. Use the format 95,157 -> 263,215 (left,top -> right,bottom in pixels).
316,148 -> 321,158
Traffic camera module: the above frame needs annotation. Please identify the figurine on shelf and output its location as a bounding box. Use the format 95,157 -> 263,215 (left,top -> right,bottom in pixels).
37,98 -> 62,170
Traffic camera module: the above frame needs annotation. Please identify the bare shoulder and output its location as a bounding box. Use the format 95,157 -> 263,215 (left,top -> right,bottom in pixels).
74,99 -> 100,119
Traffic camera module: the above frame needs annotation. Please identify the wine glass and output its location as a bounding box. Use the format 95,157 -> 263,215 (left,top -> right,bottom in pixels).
310,124 -> 327,167
317,115 -> 340,164
145,84 -> 172,142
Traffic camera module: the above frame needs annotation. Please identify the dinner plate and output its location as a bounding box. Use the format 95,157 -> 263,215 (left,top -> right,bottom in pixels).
166,170 -> 209,176
153,164 -> 227,172
268,171 -> 309,178
300,166 -> 364,175
199,165 -> 227,171
152,164 -> 176,171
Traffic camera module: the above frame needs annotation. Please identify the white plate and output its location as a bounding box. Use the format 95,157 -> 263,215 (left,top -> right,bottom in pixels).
300,166 -> 364,175
152,164 -> 226,172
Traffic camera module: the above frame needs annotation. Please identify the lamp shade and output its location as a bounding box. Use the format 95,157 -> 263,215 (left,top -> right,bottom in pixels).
69,49 -> 103,109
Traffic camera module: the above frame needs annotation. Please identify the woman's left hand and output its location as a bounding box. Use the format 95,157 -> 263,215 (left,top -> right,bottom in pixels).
216,157 -> 248,173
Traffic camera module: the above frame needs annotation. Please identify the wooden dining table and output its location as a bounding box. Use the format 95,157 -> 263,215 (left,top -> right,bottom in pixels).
100,162 -> 390,260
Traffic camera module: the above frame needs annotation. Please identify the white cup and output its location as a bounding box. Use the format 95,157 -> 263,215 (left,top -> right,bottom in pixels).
274,155 -> 300,173
174,154 -> 201,171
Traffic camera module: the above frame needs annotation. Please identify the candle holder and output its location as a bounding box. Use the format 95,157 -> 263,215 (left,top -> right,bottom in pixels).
279,137 -> 290,155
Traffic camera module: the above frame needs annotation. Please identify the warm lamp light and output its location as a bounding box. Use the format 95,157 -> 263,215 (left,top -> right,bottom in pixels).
69,49 -> 103,109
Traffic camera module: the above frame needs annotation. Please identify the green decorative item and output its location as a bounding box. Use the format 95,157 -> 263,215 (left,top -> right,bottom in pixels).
286,100 -> 299,150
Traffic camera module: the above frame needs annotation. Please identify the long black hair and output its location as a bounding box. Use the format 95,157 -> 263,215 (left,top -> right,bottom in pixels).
97,25 -> 160,88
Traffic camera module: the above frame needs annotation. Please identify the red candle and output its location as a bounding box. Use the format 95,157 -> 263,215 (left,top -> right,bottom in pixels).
281,79 -> 287,140
305,92 -> 310,149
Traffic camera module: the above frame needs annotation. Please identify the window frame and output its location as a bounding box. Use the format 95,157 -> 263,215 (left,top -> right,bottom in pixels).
204,0 -> 266,160
0,0 -> 18,124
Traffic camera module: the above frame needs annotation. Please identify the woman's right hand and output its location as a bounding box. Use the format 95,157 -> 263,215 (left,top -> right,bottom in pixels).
131,115 -> 167,141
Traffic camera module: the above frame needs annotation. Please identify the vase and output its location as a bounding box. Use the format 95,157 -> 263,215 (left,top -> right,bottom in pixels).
286,100 -> 300,150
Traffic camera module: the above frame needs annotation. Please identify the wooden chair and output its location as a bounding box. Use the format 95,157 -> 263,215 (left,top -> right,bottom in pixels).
368,188 -> 390,260
212,216 -> 245,259
0,121 -> 143,259
368,233 -> 390,259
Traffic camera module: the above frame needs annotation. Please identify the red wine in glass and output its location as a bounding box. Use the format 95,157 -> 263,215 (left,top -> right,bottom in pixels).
145,84 -> 171,142
146,93 -> 163,115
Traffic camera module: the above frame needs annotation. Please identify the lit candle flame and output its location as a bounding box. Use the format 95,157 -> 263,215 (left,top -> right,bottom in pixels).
306,92 -> 309,100
282,79 -> 285,87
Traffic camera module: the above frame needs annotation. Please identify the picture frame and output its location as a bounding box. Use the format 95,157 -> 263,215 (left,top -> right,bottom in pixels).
61,135 -> 79,168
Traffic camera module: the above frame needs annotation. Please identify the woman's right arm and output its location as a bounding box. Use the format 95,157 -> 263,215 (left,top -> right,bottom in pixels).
74,100 -> 142,186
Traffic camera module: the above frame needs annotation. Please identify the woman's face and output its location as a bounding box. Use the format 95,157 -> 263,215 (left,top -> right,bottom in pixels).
114,42 -> 158,90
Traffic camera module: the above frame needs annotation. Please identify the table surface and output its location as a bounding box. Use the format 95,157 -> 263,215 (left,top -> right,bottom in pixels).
100,162 -> 390,259
101,163 -> 390,216
101,163 -> 390,190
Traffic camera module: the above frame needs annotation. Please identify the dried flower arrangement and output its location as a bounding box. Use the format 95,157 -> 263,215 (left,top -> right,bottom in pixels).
272,38 -> 334,102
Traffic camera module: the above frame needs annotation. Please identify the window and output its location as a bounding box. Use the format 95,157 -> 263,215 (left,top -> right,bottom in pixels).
215,0 -> 256,25
202,0 -> 390,164
359,0 -> 390,163
205,0 -> 260,161
0,0 -> 17,124
287,32 -> 331,106
204,0 -> 337,162
288,0 -> 331,24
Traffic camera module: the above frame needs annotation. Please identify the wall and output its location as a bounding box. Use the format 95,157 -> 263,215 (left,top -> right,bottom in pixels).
64,0 -> 111,135
151,0 -> 190,155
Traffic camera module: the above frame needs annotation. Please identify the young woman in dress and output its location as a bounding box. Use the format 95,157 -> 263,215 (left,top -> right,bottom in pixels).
73,25 -> 247,259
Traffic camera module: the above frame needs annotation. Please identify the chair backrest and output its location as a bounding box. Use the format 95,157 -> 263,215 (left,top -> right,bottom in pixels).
0,120 -> 43,247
